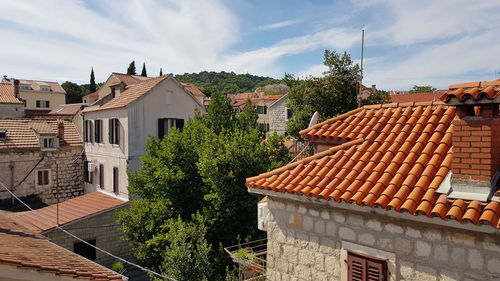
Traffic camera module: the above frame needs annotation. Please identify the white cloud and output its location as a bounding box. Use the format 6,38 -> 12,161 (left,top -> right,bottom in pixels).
256,19 -> 302,31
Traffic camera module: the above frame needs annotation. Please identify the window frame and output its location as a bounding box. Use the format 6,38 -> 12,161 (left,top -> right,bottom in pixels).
109,118 -> 120,145
158,118 -> 184,139
35,100 -> 50,108
35,169 -> 50,187
341,241 -> 396,281
84,160 -> 93,184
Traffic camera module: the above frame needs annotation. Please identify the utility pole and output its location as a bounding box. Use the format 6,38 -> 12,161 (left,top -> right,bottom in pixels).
358,29 -> 365,107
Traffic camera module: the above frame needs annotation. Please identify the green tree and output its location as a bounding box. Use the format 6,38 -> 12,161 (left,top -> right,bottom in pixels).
159,68 -> 163,76
89,68 -> 96,93
127,61 -> 137,75
118,93 -> 289,280
360,89 -> 391,106
141,63 -> 147,77
286,50 -> 361,137
61,81 -> 89,104
409,85 -> 436,93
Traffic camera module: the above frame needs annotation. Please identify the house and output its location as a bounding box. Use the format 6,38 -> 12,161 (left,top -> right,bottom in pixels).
180,81 -> 207,105
82,74 -> 206,199
268,95 -> 292,135
1,77 -> 66,114
11,191 -> 133,269
0,81 -> 25,118
0,118 -> 83,205
0,215 -> 126,281
245,80 -> 500,281
49,103 -> 88,137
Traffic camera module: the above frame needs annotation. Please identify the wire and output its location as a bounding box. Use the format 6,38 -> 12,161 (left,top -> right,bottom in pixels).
0,180 -> 178,281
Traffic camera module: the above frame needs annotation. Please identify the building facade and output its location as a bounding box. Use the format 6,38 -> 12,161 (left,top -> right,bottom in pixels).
0,119 -> 83,205
268,95 -> 291,135
82,74 -> 206,199
0,82 -> 24,118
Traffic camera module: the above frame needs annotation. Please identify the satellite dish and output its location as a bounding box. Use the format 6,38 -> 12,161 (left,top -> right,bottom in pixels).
308,111 -> 319,128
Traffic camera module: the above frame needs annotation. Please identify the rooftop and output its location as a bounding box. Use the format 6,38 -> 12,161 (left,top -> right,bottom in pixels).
2,78 -> 65,93
49,103 -> 87,116
390,92 -> 443,103
0,216 -> 125,280
12,192 -> 128,233
0,119 -> 82,149
247,100 -> 500,229
0,83 -> 23,104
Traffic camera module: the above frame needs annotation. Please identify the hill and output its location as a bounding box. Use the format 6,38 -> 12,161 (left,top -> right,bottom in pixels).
174,71 -> 281,97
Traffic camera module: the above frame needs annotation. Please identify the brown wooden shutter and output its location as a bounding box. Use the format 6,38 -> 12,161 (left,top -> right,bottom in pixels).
158,119 -> 165,139
347,252 -> 387,281
175,118 -> 184,132
109,119 -> 113,143
115,119 -> 120,144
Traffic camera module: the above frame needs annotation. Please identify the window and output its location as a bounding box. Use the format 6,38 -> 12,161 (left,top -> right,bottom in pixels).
84,120 -> 93,143
36,170 -> 50,186
40,86 -> 51,92
99,164 -> 104,189
36,100 -> 50,108
347,252 -> 387,281
287,108 -> 293,119
20,84 -> 30,90
113,167 -> 119,194
0,130 -> 6,141
258,123 -> 269,132
256,105 -> 267,114
74,239 -> 96,260
84,161 -> 93,183
109,118 -> 120,145
94,120 -> 103,143
158,118 -> 184,139
167,91 -> 173,104
41,137 -> 57,149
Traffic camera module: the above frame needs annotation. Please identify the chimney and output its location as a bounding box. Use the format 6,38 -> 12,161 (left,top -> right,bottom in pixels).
13,79 -> 20,98
57,118 -> 65,144
442,83 -> 500,201
371,84 -> 377,92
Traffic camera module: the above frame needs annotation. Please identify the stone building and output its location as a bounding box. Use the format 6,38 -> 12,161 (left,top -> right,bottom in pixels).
268,95 -> 291,135
0,81 -> 24,118
0,118 -> 83,205
12,191 -> 133,269
0,215 -> 126,281
245,80 -> 500,281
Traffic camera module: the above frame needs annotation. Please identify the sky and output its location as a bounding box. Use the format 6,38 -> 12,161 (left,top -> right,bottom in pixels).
1,0 -> 500,90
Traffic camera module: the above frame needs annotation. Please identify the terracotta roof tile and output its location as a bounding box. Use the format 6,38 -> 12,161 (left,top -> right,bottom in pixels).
0,216 -> 125,280
12,192 -> 128,233
89,75 -> 171,111
0,119 -> 81,149
247,102 -> 500,228
49,103 -> 86,115
180,82 -> 205,97
0,83 -> 23,104
441,79 -> 500,102
2,78 -> 65,93
112,72 -> 151,86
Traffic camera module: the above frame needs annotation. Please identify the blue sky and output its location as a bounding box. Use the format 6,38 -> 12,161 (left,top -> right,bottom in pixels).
1,0 -> 500,90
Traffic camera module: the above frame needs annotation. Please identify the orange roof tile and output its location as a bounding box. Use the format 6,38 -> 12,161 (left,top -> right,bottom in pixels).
0,119 -> 82,149
0,216 -> 125,280
83,92 -> 99,99
92,75 -> 171,111
247,102 -> 500,229
49,103 -> 86,115
12,192 -> 127,233
2,78 -> 65,93
442,79 -> 500,102
0,83 -> 23,104
390,92 -> 442,103
112,72 -> 151,86
180,82 -> 205,97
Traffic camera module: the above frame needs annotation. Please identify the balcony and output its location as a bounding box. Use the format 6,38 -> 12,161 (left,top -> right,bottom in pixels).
224,238 -> 267,281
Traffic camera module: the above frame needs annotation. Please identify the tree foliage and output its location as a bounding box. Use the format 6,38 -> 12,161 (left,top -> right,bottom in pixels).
118,93 -> 290,280
174,71 -> 280,97
62,81 -> 90,104
409,85 -> 436,93
159,68 -> 163,76
360,89 -> 391,106
141,63 -> 147,77
89,67 -> 96,93
285,49 -> 388,137
127,61 -> 137,75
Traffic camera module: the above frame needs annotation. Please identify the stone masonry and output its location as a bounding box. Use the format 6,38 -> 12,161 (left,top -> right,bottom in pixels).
269,97 -> 287,135
46,206 -> 135,268
266,196 -> 500,281
0,146 -> 84,204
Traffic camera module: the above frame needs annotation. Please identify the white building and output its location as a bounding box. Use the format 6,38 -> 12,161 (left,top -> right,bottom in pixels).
82,74 -> 206,199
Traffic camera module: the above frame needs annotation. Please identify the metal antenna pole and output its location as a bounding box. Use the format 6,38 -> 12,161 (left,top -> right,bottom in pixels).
358,29 -> 365,107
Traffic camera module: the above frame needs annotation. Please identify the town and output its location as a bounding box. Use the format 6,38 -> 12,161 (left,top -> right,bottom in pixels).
0,1 -> 499,281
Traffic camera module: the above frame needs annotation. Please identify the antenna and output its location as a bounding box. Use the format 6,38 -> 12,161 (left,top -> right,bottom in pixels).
358,29 -> 365,107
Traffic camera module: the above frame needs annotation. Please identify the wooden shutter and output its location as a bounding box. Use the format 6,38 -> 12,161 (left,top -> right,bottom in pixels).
99,164 -> 104,188
158,119 -> 165,139
347,252 -> 387,281
175,119 -> 184,132
109,119 -> 113,143
46,101 -> 50,108
113,167 -> 119,194
43,171 -> 49,185
83,161 -> 88,182
83,121 -> 88,142
115,119 -> 120,145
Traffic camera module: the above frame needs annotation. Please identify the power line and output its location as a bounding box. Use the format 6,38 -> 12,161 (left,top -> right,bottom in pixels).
0,181 -> 178,281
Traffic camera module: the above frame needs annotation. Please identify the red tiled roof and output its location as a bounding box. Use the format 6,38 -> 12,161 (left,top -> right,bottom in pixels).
390,92 -> 442,103
180,82 -> 205,97
441,85 -> 500,102
0,83 -> 23,104
83,92 -> 99,99
91,75 -> 171,111
0,216 -> 125,280
112,72 -> 151,86
2,78 -> 65,93
12,192 -> 128,233
49,103 -> 86,115
0,119 -> 82,149
247,102 -> 500,228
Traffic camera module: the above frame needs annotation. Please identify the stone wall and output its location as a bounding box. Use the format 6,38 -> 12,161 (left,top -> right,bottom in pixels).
0,103 -> 24,118
0,146 -> 84,205
269,98 -> 287,135
46,206 -> 135,268
266,196 -> 500,281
